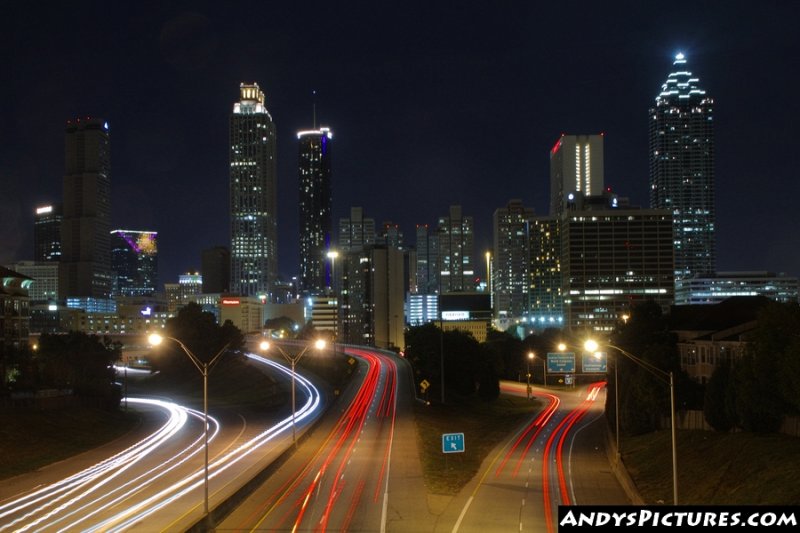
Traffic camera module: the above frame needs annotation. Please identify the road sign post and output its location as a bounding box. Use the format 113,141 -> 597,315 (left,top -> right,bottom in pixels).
442,432 -> 465,454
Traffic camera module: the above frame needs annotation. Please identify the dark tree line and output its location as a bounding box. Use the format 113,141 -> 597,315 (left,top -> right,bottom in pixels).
404,323 -> 500,402
704,301 -> 800,433
2,332 -> 121,409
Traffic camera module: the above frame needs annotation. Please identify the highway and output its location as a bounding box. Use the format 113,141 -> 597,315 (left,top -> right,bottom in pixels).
436,380 -> 629,533
1,345 -> 628,532
218,346 -> 431,532
0,354 -> 326,532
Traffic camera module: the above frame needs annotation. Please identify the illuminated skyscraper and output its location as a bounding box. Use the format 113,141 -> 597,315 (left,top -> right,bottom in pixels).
230,83 -> 277,299
298,127 -> 333,294
549,134 -> 604,217
437,205 -> 475,293
34,203 -> 62,262
60,117 -> 112,299
493,200 -> 535,320
110,229 -> 158,297
649,53 -> 715,281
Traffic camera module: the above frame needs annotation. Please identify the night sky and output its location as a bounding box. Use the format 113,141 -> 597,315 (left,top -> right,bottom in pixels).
3,2 -> 799,288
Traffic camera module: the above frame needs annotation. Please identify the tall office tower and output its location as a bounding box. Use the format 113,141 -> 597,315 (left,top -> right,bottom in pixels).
60,117 -> 112,299
338,245 -> 404,349
493,200 -> 535,320
201,246 -> 230,294
649,53 -> 715,281
377,221 -> 404,248
437,205 -> 475,293
561,195 -> 674,333
549,134 -> 604,217
230,83 -> 277,299
110,230 -> 158,297
34,203 -> 63,262
529,217 -> 563,327
298,127 -> 333,294
339,207 -> 376,251
414,224 -> 439,294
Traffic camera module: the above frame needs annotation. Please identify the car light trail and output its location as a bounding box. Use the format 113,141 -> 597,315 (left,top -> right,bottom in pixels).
0,353 -> 324,533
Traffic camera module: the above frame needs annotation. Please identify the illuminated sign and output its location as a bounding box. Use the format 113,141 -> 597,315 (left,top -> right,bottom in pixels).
442,311 -> 469,320
36,206 -> 53,214
221,298 -> 240,306
547,352 -> 576,373
140,306 -> 152,316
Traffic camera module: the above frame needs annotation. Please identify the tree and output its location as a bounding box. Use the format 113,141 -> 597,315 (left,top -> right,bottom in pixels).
36,332 -> 120,408
703,361 -> 736,431
156,303 -> 244,378
264,316 -> 298,337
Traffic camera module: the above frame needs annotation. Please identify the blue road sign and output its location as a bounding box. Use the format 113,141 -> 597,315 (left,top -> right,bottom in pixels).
547,352 -> 576,373
582,352 -> 608,373
442,432 -> 465,454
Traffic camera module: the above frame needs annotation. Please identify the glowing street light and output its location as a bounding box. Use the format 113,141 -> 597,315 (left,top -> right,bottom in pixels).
585,338 -> 679,505
260,339 -> 327,446
148,332 -> 229,516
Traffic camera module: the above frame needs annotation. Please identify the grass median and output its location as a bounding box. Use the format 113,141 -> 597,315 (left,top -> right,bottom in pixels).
623,429 -> 800,504
414,394 -> 541,495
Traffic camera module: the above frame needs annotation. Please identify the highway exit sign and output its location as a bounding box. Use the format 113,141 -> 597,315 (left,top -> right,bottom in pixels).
442,432 -> 465,453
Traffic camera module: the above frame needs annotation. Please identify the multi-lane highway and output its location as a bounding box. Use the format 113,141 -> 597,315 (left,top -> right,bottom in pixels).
1,344 -> 628,532
0,353 -> 326,532
435,380 -> 628,533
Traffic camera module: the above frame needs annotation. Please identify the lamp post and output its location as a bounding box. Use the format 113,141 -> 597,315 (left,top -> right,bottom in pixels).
585,339 -> 678,506
326,250 -> 339,348
526,351 -> 534,399
260,339 -> 326,446
148,333 -> 229,516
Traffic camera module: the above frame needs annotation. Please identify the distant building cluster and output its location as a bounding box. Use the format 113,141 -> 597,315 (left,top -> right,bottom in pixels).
3,54 -> 798,364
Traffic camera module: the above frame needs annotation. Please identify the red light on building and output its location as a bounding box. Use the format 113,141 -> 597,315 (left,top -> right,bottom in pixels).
221,298 -> 240,306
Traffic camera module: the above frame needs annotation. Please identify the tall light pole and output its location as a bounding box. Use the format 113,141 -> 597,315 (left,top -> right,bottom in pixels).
148,333 -> 229,516
585,339 -> 678,506
526,351 -> 534,399
326,250 -> 339,344
260,339 -> 326,446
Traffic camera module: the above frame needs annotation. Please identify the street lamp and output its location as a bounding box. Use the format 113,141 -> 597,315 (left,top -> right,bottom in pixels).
585,339 -> 678,505
260,339 -> 326,446
148,332 -> 229,516
326,250 -> 339,295
526,352 -> 534,399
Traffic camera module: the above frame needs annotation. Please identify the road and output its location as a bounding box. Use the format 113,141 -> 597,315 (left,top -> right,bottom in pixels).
435,380 -> 629,533
0,354 -> 326,532
218,346 -> 431,532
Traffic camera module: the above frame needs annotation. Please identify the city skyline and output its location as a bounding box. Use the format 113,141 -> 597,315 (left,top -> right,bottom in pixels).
2,3 -> 799,288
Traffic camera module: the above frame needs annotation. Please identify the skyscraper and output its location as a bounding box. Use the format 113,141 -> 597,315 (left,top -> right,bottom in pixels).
298,127 -> 333,294
230,83 -> 277,299
549,134 -> 604,217
60,117 -> 112,299
339,207 -> 375,252
201,246 -> 230,294
649,53 -> 715,281
34,203 -> 62,262
110,229 -> 158,297
437,205 -> 475,293
493,200 -> 535,320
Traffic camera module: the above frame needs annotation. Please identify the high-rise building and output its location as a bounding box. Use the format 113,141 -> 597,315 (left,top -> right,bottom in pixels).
34,203 -> 62,262
550,134 -> 604,217
529,216 -> 563,328
437,205 -> 475,293
649,53 -> 715,281
110,230 -> 158,297
230,83 -> 277,299
6,261 -> 60,303
338,245 -> 405,349
492,200 -> 535,320
201,246 -> 230,294
414,224 -> 439,295
561,196 -> 674,333
298,127 -> 333,295
165,272 -> 203,313
675,271 -> 799,306
60,117 -> 112,300
377,221 -> 404,249
339,207 -> 375,252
